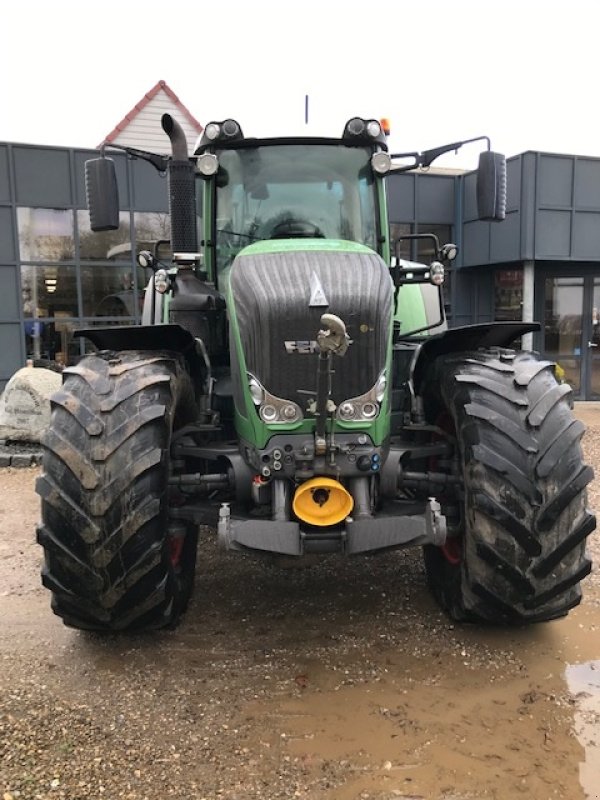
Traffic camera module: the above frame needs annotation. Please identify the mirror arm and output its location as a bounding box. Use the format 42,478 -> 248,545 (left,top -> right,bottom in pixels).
390,135 -> 491,172
100,142 -> 169,174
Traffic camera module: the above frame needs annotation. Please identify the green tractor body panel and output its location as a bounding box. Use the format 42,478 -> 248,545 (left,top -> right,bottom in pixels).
223,238 -> 394,449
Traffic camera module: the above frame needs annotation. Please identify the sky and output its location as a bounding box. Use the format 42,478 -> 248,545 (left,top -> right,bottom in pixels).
2,0 -> 600,169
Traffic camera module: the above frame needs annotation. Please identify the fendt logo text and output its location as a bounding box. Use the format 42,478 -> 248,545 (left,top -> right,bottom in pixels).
284,340 -> 319,354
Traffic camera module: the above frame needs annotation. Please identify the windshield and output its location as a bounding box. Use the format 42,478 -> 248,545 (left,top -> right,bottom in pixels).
213,144 -> 378,272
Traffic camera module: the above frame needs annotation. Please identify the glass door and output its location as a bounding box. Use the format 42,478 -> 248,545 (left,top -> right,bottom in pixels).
588,278 -> 600,398
543,274 -> 600,399
543,277 -> 584,395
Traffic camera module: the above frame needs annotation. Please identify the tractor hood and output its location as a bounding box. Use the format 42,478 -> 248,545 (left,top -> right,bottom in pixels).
227,240 -> 393,424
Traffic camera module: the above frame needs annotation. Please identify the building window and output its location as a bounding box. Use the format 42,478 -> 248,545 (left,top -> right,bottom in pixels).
17,208 -> 74,262
23,319 -> 78,365
495,269 -> 523,321
77,211 -> 132,261
416,224 -> 452,263
81,265 -> 139,318
389,223 -> 411,260
134,212 -> 172,258
21,264 -> 78,319
390,223 -> 452,263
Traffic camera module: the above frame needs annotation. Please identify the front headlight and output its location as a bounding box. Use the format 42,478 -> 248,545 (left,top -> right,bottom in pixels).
247,374 -> 303,424
248,376 -> 263,405
336,370 -> 387,421
154,269 -> 170,294
374,372 -> 387,403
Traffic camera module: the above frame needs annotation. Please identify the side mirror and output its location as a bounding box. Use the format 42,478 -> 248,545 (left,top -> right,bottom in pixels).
85,157 -> 120,231
477,151 -> 506,221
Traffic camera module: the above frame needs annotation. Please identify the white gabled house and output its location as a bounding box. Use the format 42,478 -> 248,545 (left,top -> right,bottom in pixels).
99,80 -> 203,154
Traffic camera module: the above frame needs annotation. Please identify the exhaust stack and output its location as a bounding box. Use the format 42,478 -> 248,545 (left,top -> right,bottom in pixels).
161,113 -> 198,257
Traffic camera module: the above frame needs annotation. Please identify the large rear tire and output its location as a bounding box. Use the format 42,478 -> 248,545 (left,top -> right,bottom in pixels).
423,348 -> 594,624
36,351 -> 198,631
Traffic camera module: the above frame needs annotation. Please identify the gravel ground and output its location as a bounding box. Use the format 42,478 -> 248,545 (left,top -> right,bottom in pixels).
1,405 -> 599,800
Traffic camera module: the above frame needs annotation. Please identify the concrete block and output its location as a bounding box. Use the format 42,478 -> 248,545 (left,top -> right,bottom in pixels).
0,366 -> 62,443
11,453 -> 33,468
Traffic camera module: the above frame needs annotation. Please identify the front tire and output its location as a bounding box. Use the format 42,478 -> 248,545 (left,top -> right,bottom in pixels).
423,349 -> 594,624
36,351 -> 197,631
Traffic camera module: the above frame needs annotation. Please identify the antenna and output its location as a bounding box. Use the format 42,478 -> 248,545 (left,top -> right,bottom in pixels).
305,94 -> 309,125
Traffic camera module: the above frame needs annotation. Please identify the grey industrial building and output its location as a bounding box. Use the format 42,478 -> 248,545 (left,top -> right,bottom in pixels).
1,141 -> 599,396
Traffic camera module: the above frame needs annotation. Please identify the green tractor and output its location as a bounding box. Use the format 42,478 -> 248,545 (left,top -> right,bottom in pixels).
36,114 -> 594,631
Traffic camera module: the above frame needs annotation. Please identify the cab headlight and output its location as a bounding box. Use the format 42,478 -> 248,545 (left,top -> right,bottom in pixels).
366,120 -> 382,138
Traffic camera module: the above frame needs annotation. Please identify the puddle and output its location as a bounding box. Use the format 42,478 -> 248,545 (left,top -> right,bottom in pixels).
565,660 -> 600,800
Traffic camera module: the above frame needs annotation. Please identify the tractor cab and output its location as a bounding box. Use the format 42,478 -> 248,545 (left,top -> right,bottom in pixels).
193,119 -> 390,280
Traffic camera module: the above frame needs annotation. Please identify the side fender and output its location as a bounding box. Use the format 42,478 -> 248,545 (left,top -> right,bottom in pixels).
75,323 -> 196,353
410,321 -> 540,394
73,324 -> 207,380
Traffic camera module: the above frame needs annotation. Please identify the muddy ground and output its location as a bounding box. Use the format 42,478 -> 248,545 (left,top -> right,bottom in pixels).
1,406 -> 600,800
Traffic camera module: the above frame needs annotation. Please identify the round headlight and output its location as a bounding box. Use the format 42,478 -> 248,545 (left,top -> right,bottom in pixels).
222,119 -> 240,137
248,377 -> 263,405
440,243 -> 458,262
367,120 -> 382,138
137,250 -> 154,269
198,153 -> 219,176
361,402 -> 378,419
283,404 -> 298,420
205,123 -> 221,141
260,404 -> 278,422
154,269 -> 169,294
371,152 -> 392,175
346,117 -> 365,136
430,261 -> 445,286
339,402 -> 357,420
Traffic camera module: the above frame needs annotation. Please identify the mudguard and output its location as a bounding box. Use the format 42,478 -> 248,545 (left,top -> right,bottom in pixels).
74,323 -> 196,353
410,321 -> 540,392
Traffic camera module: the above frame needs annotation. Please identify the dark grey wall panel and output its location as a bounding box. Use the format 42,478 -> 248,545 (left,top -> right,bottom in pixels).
520,153 -> 537,260
506,157 -> 522,212
131,161 -> 169,212
0,266 -> 20,319
536,210 -> 571,257
463,171 -> 477,220
0,324 -> 25,381
0,147 -> 10,203
572,212 -> 600,258
417,175 -> 454,223
386,174 -> 415,221
538,155 -> 573,207
74,151 -> 130,209
453,268 -> 475,325
490,211 -> 520,263
475,270 -> 494,322
13,147 -> 72,207
0,207 -> 15,262
574,159 -> 600,209
462,219 -> 489,265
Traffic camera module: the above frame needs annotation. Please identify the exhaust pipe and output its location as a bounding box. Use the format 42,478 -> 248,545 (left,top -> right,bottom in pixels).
162,113 -> 189,161
161,113 -> 198,256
